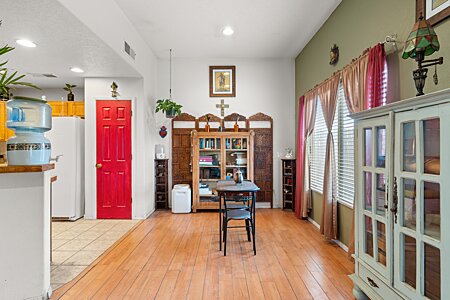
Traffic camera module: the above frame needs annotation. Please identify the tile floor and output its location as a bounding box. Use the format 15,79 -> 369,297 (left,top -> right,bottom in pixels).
51,218 -> 140,291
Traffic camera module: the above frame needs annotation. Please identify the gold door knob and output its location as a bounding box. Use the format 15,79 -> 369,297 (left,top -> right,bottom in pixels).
95,163 -> 103,168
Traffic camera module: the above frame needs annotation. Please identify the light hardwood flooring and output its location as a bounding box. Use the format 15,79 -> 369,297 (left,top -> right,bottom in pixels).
52,209 -> 354,299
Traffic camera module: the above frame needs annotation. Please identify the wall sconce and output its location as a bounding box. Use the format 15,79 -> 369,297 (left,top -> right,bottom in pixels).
402,14 -> 444,96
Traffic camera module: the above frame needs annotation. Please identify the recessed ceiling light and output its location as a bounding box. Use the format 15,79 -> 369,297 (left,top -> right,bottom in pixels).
16,39 -> 37,48
70,67 -> 84,73
222,26 -> 234,36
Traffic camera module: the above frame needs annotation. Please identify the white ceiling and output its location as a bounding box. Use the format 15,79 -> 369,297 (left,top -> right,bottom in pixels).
0,0 -> 140,88
114,0 -> 341,58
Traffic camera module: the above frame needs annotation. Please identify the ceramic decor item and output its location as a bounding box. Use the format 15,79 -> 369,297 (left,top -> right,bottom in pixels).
233,168 -> 244,184
205,114 -> 211,132
6,96 -> 52,165
159,126 -> 168,138
285,148 -> 293,159
234,116 -> 239,132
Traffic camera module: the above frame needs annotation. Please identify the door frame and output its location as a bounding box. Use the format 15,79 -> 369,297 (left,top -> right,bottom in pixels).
94,98 -> 136,219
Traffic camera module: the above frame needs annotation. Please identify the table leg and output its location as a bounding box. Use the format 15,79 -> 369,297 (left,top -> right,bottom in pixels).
219,192 -> 222,251
252,191 -> 256,255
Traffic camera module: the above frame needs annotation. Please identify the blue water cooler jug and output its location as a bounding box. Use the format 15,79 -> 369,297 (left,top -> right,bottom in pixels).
6,96 -> 52,165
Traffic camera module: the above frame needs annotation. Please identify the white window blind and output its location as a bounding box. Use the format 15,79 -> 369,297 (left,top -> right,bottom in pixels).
310,101 -> 325,193
309,82 -> 355,204
336,83 -> 354,204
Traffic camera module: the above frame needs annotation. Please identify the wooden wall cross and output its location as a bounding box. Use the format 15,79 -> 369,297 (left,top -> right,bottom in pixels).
216,99 -> 229,117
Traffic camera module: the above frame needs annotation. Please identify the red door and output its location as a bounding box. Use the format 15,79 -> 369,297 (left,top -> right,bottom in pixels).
96,100 -> 132,219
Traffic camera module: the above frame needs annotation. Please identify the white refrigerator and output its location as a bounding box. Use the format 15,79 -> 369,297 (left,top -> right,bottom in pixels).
46,117 -> 85,220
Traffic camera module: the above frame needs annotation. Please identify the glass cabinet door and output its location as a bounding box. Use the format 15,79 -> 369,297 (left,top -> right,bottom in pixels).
393,104 -> 450,300
198,137 -> 222,203
225,137 -> 249,180
357,115 -> 392,280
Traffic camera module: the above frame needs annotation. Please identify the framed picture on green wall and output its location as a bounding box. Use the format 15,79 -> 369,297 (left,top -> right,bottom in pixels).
417,0 -> 450,25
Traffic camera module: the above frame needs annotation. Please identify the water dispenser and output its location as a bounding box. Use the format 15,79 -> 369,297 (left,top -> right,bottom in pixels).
6,96 -> 52,165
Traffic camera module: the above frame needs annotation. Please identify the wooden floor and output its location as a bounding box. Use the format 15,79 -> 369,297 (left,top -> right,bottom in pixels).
52,209 -> 354,299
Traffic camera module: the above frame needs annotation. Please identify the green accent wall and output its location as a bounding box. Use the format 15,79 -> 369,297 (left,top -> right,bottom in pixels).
295,0 -> 450,247
310,191 -> 353,246
296,0 -> 450,101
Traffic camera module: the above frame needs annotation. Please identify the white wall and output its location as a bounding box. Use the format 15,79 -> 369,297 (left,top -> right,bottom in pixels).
84,77 -> 155,219
13,87 -> 85,101
58,0 -> 158,219
156,58 -> 296,208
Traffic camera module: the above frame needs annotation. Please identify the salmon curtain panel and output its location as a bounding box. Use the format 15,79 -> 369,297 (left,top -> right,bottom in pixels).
318,75 -> 341,240
341,52 -> 369,115
295,96 -> 305,218
299,91 -> 317,218
342,52 -> 369,257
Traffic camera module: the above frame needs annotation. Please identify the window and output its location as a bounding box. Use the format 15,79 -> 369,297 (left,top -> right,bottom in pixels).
309,82 -> 355,204
336,84 -> 354,204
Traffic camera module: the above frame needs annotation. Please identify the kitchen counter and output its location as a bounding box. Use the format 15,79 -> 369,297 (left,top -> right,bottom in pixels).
0,165 -> 54,299
0,163 -> 55,173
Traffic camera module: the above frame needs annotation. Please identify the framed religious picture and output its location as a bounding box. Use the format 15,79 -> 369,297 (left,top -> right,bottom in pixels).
417,0 -> 450,26
209,66 -> 236,97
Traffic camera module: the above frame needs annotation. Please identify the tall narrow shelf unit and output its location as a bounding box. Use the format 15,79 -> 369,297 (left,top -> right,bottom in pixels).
191,131 -> 254,212
281,158 -> 296,210
154,159 -> 169,209
350,89 -> 450,300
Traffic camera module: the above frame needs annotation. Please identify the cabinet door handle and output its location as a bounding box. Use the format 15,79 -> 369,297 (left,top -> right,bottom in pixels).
367,277 -> 379,288
390,176 -> 398,223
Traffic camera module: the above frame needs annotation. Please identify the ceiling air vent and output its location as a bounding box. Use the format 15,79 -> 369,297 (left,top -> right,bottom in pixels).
28,73 -> 58,78
124,41 -> 136,60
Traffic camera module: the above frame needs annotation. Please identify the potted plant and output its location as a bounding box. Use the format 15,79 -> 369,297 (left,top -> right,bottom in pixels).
63,83 -> 76,101
0,45 -> 39,100
155,99 -> 182,118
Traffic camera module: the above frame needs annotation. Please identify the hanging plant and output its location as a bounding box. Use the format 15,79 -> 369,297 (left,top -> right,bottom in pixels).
155,99 -> 182,118
155,49 -> 183,118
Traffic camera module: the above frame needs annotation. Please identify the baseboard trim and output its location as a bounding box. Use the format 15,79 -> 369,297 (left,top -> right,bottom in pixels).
306,217 -> 348,253
333,239 -> 349,252
307,217 -> 320,229
256,203 -> 271,208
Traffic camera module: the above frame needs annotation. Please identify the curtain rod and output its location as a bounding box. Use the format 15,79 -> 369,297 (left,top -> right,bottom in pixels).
305,50 -> 369,95
304,35 -> 396,96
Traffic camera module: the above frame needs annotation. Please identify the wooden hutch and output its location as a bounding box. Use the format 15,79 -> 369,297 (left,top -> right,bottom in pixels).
191,130 -> 254,212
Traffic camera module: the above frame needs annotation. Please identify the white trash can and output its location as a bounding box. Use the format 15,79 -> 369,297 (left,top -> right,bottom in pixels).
172,184 -> 191,213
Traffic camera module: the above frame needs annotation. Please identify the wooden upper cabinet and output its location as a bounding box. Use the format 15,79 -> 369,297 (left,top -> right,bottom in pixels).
67,102 -> 85,118
0,100 -> 85,141
47,101 -> 84,118
0,102 -> 14,142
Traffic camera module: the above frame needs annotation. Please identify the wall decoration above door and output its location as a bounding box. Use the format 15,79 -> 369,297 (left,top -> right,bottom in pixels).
209,66 -> 236,97
417,0 -> 450,25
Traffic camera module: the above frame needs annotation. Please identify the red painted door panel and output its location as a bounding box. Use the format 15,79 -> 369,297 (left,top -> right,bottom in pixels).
96,100 -> 132,219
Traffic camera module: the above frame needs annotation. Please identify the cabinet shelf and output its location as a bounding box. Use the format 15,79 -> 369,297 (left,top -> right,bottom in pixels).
281,158 -> 296,211
192,130 -> 254,212
154,159 -> 169,210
